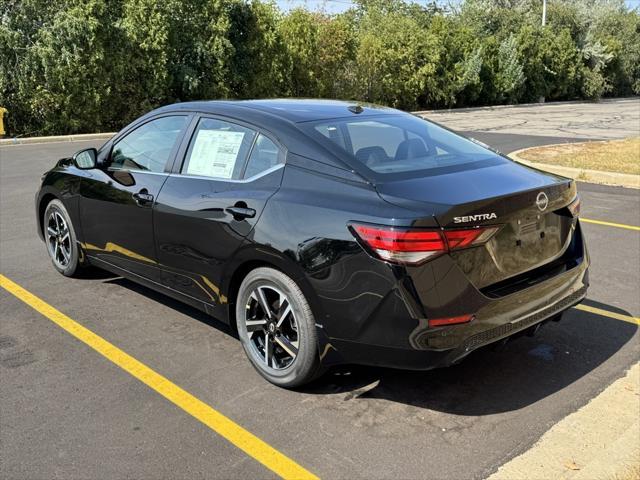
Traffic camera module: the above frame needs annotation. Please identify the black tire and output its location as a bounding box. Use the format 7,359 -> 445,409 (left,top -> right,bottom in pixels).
236,267 -> 322,388
43,199 -> 83,277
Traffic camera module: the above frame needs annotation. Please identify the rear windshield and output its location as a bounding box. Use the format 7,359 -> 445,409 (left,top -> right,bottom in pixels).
302,114 -> 505,180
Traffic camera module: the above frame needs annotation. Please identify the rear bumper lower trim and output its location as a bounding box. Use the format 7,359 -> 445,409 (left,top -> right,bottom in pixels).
458,286 -> 587,354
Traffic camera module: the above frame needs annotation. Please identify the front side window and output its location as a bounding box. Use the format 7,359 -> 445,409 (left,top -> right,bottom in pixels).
111,116 -> 187,173
182,118 -> 256,180
305,114 -> 504,180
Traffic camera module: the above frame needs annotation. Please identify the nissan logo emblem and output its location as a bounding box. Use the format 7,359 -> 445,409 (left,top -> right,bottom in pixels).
536,192 -> 549,211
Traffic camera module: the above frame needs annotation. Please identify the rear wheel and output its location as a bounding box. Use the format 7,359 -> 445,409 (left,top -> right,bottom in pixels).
236,267 -> 322,388
44,199 -> 82,277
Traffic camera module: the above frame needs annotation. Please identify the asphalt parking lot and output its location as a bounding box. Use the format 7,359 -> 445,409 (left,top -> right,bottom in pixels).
1,105 -> 639,479
424,97 -> 639,141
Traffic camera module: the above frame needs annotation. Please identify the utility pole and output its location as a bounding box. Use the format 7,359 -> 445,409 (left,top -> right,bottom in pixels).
540,0 -> 547,103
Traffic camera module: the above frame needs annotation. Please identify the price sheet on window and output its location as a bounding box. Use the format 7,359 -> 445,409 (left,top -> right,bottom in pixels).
186,130 -> 246,178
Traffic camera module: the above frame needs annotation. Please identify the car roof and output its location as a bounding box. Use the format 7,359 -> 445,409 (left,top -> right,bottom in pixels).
155,99 -> 402,123
138,99 -> 406,179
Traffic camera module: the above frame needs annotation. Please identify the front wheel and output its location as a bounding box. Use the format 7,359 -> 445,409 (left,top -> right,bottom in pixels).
236,267 -> 322,388
43,199 -> 83,277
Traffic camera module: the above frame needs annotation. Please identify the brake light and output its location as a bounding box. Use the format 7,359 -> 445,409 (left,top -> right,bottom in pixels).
350,223 -> 499,265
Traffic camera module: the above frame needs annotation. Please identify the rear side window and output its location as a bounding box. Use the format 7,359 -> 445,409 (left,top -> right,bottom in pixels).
244,134 -> 282,178
305,114 -> 503,180
111,116 -> 187,172
182,118 -> 256,179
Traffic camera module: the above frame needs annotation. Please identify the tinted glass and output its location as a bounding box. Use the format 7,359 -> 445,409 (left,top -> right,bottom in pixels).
182,118 -> 256,180
111,116 -> 187,172
314,124 -> 347,151
244,134 -> 281,178
306,114 -> 502,179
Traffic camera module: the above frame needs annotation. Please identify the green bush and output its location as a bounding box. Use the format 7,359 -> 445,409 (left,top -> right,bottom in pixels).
0,0 -> 638,136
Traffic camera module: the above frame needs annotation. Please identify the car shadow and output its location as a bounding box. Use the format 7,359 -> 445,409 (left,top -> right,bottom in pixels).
300,303 -> 637,415
103,277 -> 237,339
78,266 -> 120,280
98,275 -> 637,415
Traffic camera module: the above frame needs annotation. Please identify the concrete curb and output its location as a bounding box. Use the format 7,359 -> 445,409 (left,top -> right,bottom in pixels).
571,418 -> 640,480
414,96 -> 639,115
487,363 -> 640,480
0,132 -> 115,146
509,145 -> 640,189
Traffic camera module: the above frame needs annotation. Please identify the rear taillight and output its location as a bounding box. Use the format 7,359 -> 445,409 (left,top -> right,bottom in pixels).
567,195 -> 581,217
443,227 -> 500,249
350,223 -> 500,265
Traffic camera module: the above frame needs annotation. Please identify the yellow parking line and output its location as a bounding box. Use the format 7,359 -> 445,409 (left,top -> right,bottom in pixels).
0,274 -> 318,480
574,304 -> 640,325
581,218 -> 640,231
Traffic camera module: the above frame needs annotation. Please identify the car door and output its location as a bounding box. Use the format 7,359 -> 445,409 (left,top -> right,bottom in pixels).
79,114 -> 190,281
153,115 -> 285,306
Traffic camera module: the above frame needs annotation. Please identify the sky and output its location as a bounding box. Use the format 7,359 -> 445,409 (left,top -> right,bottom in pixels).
276,0 -> 444,13
275,0 -> 640,14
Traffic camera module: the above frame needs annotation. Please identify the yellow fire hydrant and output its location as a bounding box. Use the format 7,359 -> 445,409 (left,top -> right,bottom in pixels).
0,106 -> 7,138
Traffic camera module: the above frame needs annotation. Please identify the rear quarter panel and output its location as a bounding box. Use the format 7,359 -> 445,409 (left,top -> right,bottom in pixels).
244,163 -> 429,345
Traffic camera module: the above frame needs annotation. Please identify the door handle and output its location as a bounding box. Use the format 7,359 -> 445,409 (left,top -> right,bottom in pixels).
133,189 -> 154,205
225,206 -> 256,220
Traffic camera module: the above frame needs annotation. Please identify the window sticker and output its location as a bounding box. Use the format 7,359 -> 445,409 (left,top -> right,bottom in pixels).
186,129 -> 246,178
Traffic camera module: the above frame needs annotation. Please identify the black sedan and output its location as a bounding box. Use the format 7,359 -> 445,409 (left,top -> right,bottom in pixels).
36,99 -> 589,387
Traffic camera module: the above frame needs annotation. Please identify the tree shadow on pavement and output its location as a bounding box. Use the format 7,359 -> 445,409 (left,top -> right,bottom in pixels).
301,305 -> 638,415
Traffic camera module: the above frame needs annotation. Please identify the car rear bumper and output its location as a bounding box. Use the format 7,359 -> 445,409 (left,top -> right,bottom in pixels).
318,222 -> 589,370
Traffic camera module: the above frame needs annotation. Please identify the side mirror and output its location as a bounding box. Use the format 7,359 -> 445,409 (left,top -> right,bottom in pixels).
72,148 -> 97,169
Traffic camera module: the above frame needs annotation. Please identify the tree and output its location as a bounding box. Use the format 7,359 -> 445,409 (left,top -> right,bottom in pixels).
0,0 -> 60,134
427,14 -> 486,107
316,15 -> 357,99
13,0 -> 124,134
0,0 -> 123,134
354,1 -> 443,109
119,0 -> 171,119
1,0 -> 638,136
228,0 -> 287,98
171,0 -> 234,101
496,34 -> 524,103
278,8 -> 321,97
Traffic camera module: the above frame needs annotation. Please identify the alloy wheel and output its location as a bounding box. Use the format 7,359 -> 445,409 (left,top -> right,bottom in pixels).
243,285 -> 299,370
46,211 -> 72,269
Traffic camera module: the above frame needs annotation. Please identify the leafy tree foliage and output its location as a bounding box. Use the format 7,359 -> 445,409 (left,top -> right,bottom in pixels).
496,34 -> 524,103
1,0 -> 638,135
227,0 -> 287,98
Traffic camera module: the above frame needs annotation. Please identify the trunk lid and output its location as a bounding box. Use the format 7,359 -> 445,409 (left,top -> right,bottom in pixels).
376,161 -> 577,289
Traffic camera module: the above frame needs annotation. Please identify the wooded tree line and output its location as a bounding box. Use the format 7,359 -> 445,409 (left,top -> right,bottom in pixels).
1,0 -> 638,136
